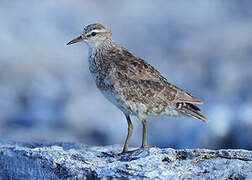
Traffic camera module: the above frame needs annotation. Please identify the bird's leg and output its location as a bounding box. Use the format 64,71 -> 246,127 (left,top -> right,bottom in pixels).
123,118 -> 155,159
101,115 -> 133,157
121,115 -> 133,153
141,118 -> 148,148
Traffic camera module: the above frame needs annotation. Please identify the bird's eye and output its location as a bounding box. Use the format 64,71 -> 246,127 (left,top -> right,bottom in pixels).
91,32 -> 97,36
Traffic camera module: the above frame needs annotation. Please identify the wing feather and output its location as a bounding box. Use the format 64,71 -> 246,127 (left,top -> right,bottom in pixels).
107,47 -> 203,106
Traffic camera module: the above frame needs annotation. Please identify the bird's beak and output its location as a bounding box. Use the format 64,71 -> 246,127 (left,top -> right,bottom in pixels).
67,35 -> 86,45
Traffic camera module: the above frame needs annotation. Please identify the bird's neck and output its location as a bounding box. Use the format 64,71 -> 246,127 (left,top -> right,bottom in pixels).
88,38 -> 116,53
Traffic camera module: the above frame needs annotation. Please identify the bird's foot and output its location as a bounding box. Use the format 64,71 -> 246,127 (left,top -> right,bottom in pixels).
98,145 -> 155,160
119,145 -> 155,160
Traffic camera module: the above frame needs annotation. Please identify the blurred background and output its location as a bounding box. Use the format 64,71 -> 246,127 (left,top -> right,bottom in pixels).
0,0 -> 251,150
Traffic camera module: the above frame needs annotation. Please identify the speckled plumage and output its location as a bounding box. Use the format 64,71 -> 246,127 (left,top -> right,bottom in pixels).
67,23 -> 207,154
88,34 -> 205,120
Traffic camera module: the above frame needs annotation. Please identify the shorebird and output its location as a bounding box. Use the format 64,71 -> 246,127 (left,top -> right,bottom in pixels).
67,23 -> 207,155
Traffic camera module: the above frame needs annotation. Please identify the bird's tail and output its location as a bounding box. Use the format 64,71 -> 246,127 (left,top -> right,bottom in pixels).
176,102 -> 208,122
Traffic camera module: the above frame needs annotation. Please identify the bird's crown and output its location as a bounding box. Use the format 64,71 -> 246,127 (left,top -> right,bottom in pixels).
83,23 -> 111,37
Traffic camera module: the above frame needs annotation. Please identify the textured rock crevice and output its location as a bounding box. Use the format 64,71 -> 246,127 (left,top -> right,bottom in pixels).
0,140 -> 251,179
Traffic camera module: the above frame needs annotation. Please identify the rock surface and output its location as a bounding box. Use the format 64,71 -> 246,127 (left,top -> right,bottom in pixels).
0,140 -> 251,179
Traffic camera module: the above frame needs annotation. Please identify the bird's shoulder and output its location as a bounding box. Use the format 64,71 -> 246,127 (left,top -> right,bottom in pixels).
106,46 -> 163,81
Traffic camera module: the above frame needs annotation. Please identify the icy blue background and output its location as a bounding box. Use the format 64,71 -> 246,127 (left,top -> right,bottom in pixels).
0,0 -> 251,149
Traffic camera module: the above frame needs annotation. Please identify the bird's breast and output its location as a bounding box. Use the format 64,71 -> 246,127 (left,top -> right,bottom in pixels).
88,56 -> 110,90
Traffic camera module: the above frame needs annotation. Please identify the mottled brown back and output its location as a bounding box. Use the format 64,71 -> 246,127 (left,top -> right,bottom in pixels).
92,45 -> 206,120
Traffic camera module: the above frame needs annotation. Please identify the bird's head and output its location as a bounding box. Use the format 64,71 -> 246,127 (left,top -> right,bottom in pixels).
67,23 -> 113,48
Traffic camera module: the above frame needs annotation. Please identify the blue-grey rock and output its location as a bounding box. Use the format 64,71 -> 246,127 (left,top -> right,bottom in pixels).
0,140 -> 251,180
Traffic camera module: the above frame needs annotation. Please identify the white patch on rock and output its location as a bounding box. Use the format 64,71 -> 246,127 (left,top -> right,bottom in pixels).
1,141 -> 252,179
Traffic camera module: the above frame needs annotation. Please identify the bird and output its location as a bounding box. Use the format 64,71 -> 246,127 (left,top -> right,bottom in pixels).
67,23 -> 207,156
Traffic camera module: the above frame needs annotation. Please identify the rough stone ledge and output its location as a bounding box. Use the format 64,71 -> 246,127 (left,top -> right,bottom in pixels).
0,140 -> 251,179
